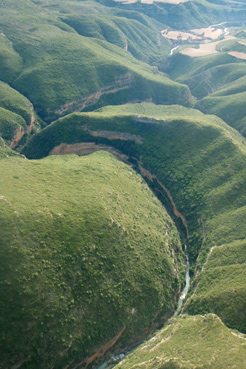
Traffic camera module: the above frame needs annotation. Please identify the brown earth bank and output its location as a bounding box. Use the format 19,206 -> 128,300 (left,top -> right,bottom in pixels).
53,74 -> 133,118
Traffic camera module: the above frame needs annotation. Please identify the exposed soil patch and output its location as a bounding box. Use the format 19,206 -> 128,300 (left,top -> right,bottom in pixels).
49,142 -> 130,163
162,27 -> 223,42
180,35 -> 235,57
54,73 -> 133,117
82,127 -> 142,144
228,51 -> 246,60
73,326 -> 126,369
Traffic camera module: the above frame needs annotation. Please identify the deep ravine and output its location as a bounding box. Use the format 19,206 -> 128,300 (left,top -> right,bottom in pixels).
97,244 -> 191,369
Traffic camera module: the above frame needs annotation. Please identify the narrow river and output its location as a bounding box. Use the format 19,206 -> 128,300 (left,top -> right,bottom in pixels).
97,244 -> 190,369
173,244 -> 190,317
169,46 -> 179,56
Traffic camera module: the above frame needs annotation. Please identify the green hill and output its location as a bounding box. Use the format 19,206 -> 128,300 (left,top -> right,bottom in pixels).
161,48 -> 246,137
114,314 -> 246,369
22,103 -> 246,335
185,240 -> 246,333
0,0 -> 190,122
0,151 -> 185,369
99,0 -> 246,30
0,81 -> 41,148
1,0 -> 246,367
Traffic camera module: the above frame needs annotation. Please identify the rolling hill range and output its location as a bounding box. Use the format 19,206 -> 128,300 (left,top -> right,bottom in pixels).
101,0 -> 246,30
22,103 -> 246,335
0,0 -> 190,126
1,0 -> 246,368
160,27 -> 246,137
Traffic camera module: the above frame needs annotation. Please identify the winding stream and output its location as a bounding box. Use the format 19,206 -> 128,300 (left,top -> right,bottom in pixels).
170,46 -> 179,56
173,244 -> 190,317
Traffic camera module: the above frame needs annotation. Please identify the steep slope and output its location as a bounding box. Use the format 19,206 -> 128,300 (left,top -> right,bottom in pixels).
22,103 -> 246,334
114,314 -> 246,369
184,240 -> 246,333
0,151 -> 185,369
0,81 -> 41,148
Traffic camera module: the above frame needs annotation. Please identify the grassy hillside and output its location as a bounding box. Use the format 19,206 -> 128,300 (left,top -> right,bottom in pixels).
61,12 -> 168,63
99,0 -> 246,30
0,81 -> 33,125
161,43 -> 246,136
0,139 -> 22,159
185,240 -> 246,333
0,0 -> 191,122
22,103 -> 246,334
2,0 -> 246,366
0,32 -> 22,83
114,314 -> 246,369
0,107 -> 27,143
0,151 -> 185,369
0,81 -> 42,148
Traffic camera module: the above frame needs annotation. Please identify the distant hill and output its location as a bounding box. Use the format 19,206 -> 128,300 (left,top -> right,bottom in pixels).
160,29 -> 246,137
0,0 -> 190,125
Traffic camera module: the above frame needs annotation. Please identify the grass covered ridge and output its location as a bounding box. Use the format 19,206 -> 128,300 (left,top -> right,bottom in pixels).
22,102 -> 246,334
0,0 -> 190,122
0,151 -> 185,368
114,314 -> 246,369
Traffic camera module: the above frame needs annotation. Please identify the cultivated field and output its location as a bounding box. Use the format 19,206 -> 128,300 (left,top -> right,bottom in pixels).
228,51 -> 246,60
181,36 -> 235,57
162,27 -> 223,42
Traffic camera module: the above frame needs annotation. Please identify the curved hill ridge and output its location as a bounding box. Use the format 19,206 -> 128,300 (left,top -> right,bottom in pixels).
0,151 -> 185,368
22,103 -> 246,337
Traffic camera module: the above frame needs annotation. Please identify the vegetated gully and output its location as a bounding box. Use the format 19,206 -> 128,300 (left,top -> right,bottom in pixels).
96,158 -> 190,368
97,250 -> 190,369
97,168 -> 190,369
48,141 -> 191,368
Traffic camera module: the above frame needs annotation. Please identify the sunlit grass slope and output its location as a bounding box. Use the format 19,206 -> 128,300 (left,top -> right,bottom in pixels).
185,239 -> 246,333
0,32 -> 22,83
0,81 -> 33,125
0,140 -> 21,159
0,81 -> 41,147
0,151 -> 185,369
114,314 -> 246,369
22,102 -> 246,332
61,12 -> 168,63
0,0 -> 190,121
161,43 -> 246,136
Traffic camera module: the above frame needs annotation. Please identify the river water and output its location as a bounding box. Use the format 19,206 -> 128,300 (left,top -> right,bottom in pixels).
173,244 -> 190,317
